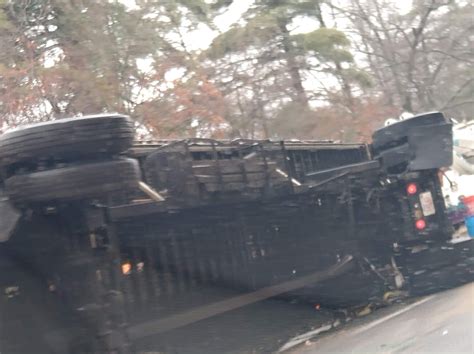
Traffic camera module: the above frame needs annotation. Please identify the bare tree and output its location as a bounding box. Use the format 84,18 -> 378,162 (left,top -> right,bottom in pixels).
331,0 -> 473,119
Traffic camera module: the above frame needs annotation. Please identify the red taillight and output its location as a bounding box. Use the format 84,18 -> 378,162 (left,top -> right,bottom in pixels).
407,183 -> 418,195
415,219 -> 426,230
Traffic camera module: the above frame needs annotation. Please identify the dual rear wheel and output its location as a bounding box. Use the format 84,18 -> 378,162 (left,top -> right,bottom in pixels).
1,114 -> 140,204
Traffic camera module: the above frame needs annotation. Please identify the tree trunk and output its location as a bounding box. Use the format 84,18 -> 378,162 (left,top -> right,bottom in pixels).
278,20 -> 309,107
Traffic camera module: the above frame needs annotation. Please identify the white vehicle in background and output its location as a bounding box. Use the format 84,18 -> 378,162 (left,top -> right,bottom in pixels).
441,120 -> 474,238
452,120 -> 474,175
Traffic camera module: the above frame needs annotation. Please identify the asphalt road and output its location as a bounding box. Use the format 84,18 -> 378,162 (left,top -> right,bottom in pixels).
291,282 -> 474,354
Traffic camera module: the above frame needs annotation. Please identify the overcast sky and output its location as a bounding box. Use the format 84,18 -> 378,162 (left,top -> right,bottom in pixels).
122,0 -> 415,98
121,0 -> 414,51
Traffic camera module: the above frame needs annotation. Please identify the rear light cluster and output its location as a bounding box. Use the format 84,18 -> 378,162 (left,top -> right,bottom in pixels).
406,182 -> 427,231
415,219 -> 426,230
406,183 -> 417,195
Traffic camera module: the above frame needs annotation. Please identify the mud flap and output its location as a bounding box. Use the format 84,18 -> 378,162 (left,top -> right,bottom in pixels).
372,112 -> 453,172
372,112 -> 447,151
408,123 -> 453,170
0,194 -> 21,242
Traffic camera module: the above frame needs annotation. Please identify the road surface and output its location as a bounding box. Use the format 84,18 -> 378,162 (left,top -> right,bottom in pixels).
291,282 -> 474,354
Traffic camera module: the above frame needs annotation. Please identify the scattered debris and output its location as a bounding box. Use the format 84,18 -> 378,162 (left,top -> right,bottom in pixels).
383,290 -> 409,304
356,304 -> 373,317
4,286 -> 20,298
278,323 -> 333,352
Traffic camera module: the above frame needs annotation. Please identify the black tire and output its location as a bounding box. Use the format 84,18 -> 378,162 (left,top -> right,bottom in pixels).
372,112 -> 446,151
5,158 -> 140,204
0,114 -> 134,168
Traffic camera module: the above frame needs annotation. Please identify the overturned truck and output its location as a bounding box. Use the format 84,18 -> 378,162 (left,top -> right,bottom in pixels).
0,112 -> 471,353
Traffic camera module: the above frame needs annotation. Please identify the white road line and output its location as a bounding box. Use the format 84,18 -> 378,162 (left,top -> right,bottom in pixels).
352,295 -> 436,335
279,294 -> 437,352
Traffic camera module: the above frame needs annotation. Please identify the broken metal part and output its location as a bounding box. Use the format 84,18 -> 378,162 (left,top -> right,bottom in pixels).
275,168 -> 302,186
138,181 -> 165,202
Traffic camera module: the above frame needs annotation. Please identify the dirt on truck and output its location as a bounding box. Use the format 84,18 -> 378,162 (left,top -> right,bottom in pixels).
0,111 -> 472,353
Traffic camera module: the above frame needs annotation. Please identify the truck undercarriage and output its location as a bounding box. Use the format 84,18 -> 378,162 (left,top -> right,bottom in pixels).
0,111 -> 471,353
